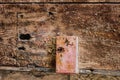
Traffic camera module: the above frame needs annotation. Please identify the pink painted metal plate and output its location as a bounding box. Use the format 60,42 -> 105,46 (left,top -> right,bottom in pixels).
56,36 -> 79,73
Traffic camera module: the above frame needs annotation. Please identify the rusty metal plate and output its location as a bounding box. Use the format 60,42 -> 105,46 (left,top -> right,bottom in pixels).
56,36 -> 79,73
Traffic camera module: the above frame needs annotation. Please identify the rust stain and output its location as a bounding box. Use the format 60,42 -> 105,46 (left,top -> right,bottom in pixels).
56,36 -> 79,73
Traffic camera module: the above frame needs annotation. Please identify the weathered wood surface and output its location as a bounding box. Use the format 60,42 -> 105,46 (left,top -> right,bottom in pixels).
0,0 -> 120,2
0,4 -> 120,71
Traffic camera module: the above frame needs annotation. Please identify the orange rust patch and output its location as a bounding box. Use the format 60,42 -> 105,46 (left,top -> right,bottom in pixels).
56,36 -> 78,73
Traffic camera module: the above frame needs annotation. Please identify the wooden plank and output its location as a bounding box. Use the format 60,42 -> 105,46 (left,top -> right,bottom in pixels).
0,0 -> 120,2
0,4 -> 120,71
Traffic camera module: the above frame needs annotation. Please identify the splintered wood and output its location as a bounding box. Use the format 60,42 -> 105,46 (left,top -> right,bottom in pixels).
56,36 -> 78,73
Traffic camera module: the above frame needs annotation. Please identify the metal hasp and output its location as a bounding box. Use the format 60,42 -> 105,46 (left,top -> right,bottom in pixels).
56,36 -> 79,73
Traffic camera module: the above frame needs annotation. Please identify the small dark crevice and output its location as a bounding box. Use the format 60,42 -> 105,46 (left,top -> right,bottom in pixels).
0,21 -> 5,28
12,56 -> 16,58
118,15 -> 120,17
118,33 -> 120,37
0,37 -> 3,42
19,34 -> 31,40
89,69 -> 94,72
48,11 -> 56,20
57,47 -> 65,53
18,46 -> 26,50
48,12 -> 54,16
20,14 -> 23,18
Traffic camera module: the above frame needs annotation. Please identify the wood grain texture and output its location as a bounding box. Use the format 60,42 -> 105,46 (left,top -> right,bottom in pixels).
0,4 -> 120,71
0,0 -> 120,2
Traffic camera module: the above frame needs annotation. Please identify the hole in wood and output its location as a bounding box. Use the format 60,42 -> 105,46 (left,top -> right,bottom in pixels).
119,15 -> 120,17
89,69 -> 94,72
18,46 -> 26,50
19,34 -> 31,40
57,47 -> 65,53
19,14 -> 24,18
48,12 -> 54,16
0,37 -> 3,42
